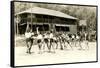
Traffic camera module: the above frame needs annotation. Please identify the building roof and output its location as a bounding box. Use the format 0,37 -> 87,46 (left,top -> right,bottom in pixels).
15,7 -> 77,20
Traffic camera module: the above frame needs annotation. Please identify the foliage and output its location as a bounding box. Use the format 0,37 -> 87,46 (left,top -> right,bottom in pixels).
14,2 -> 97,31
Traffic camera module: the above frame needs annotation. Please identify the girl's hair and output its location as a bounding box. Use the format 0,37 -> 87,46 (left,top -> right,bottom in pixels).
50,31 -> 53,33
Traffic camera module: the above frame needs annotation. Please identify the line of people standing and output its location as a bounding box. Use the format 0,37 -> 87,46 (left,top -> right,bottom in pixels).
25,29 -> 89,54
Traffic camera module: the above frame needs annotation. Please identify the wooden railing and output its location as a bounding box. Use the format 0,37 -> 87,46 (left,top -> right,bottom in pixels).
19,18 -> 76,25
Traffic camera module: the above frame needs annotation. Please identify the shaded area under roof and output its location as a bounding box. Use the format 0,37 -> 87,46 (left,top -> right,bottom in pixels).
15,7 -> 78,20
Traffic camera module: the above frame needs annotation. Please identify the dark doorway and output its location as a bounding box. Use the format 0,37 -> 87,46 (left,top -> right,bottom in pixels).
32,24 -> 49,32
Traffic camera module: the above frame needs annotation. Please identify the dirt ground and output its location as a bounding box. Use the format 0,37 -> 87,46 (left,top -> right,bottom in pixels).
15,41 -> 97,66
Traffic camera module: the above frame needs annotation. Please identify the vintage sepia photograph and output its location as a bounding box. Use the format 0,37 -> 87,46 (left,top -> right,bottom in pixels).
11,1 -> 97,67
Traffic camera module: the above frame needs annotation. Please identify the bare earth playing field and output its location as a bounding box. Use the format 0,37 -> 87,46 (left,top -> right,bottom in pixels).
15,42 -> 97,66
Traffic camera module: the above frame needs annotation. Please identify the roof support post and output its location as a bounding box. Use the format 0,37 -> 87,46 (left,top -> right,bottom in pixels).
16,14 -> 20,35
31,3 -> 33,31
42,15 -> 45,33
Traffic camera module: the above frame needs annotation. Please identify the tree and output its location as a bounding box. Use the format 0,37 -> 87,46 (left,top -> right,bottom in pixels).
14,2 -> 97,32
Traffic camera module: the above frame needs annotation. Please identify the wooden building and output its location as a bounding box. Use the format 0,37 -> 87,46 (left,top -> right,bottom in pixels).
15,7 -> 78,34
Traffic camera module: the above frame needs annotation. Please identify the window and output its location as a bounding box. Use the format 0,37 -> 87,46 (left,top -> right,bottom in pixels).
55,26 -> 69,32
